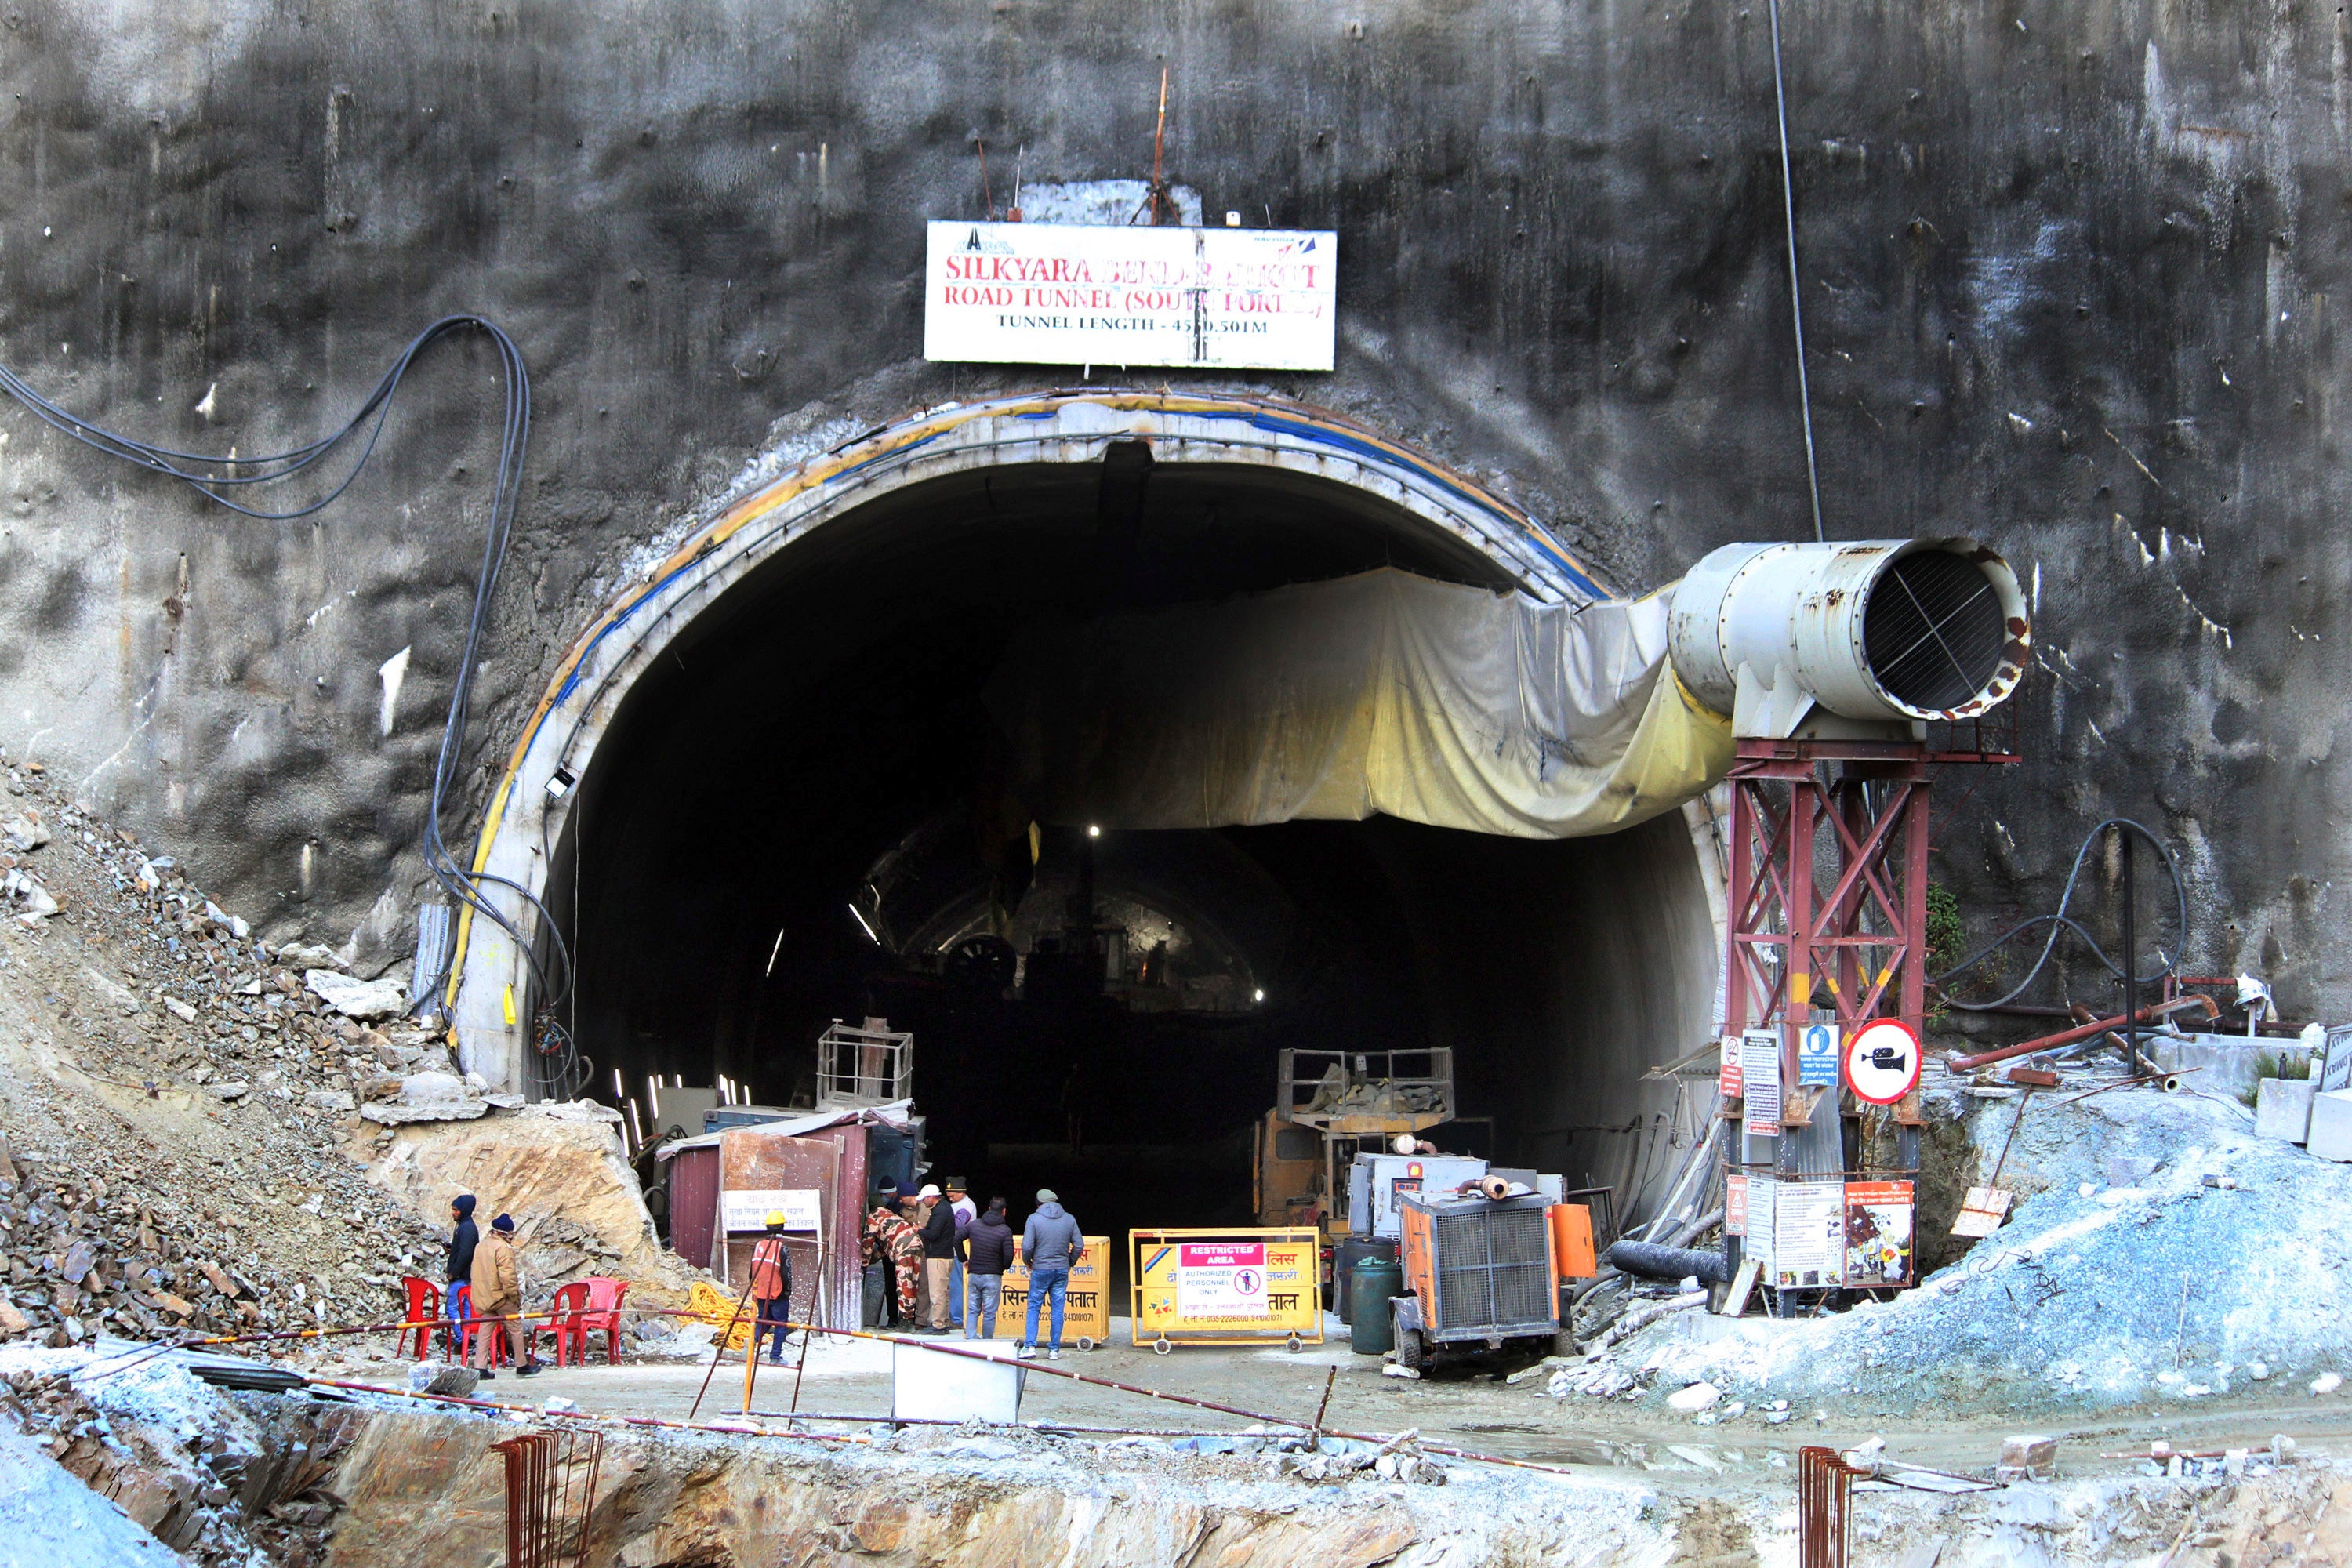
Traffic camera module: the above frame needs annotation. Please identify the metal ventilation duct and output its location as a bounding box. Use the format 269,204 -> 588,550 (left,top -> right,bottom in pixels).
1667,538 -> 2030,727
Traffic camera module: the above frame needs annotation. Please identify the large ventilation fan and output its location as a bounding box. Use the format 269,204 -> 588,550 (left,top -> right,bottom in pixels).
1666,537 -> 2030,734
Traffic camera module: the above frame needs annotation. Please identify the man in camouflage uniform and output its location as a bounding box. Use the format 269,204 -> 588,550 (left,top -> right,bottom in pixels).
862,1198 -> 923,1325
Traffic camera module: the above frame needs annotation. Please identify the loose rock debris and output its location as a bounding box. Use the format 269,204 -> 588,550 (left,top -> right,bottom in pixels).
0,753 -> 633,1354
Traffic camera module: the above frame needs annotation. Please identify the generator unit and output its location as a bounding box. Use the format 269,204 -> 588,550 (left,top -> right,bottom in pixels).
1391,1190 -> 1563,1368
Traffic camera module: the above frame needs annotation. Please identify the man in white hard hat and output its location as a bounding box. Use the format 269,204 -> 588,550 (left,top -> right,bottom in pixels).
750,1210 -> 795,1365
916,1184 -> 958,1333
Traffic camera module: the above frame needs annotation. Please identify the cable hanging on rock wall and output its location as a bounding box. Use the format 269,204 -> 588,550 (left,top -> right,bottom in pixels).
1931,818 -> 2187,1012
0,316 -> 574,1020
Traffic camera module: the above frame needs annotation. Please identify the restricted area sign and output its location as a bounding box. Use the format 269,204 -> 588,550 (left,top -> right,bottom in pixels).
1844,1018 -> 1922,1105
1131,1228 -> 1323,1348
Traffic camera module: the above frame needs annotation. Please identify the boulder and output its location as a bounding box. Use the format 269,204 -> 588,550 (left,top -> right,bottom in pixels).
406,1363 -> 481,1399
365,1105 -> 699,1299
306,968 -> 409,1021
359,1072 -> 489,1125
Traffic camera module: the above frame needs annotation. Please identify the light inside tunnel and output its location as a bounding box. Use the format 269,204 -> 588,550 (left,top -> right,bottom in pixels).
546,445 -> 1719,1251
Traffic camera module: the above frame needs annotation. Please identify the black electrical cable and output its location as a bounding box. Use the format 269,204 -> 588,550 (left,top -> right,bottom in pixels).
0,316 -> 572,1015
1930,818 -> 2187,1012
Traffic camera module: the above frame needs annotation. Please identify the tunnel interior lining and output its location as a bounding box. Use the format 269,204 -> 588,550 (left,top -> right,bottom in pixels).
550,448 -> 1717,1253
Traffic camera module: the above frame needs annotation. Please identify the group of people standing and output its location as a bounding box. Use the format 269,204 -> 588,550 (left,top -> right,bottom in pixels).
862,1181 -> 1084,1359
444,1192 -> 538,1378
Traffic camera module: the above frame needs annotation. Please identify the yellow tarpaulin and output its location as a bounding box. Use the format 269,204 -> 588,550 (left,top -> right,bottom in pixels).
986,567 -> 1732,839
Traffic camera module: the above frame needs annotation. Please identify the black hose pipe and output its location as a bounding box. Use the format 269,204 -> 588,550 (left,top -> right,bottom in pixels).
1604,1240 -> 1731,1285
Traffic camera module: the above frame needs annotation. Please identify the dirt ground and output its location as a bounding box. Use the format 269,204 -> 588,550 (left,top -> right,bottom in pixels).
307,1310 -> 2352,1493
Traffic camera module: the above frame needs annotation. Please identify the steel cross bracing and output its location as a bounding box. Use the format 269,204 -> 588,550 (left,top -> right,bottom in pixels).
1725,739 -> 1930,1119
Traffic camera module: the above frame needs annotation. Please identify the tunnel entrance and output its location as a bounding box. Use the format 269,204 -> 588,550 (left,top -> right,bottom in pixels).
467,396 -> 1720,1261
554,453 -> 1716,1250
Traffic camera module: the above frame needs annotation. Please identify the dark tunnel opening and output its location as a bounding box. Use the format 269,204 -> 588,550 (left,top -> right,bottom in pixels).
550,445 -> 1719,1269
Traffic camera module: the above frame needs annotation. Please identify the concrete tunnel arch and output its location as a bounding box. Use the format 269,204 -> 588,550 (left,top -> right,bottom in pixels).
447,390 -> 1726,1234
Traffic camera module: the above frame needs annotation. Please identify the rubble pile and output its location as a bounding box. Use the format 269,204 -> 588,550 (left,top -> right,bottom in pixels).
1301,1065 -> 1446,1119
1540,1087 -> 2352,1425
0,753 -> 494,1352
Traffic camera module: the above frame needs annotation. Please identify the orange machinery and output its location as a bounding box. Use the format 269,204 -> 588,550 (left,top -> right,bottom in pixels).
1392,1192 -> 1595,1370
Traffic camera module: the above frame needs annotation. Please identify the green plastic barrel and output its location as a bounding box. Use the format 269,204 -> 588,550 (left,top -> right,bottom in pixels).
1349,1254 -> 1403,1356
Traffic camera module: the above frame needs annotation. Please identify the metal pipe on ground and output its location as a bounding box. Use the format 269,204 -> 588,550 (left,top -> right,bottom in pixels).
1944,994 -> 2216,1071
1603,1240 -> 1733,1284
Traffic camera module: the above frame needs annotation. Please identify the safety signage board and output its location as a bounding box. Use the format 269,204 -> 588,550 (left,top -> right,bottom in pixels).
994,1236 -> 1112,1345
925,222 -> 1337,372
1796,1022 -> 1840,1088
1844,1018 -> 1922,1104
1131,1229 -> 1323,1345
1740,1028 -> 1783,1131
1772,1179 -> 1845,1290
1177,1243 -> 1268,1317
719,1189 -> 822,1234
1725,1171 -> 1748,1236
1743,1174 -> 1777,1271
1718,1034 -> 1743,1099
1843,1181 -> 1915,1287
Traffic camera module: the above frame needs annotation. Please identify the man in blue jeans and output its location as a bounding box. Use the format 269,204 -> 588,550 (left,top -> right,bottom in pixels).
1018,1189 -> 1083,1361
946,1178 -> 975,1330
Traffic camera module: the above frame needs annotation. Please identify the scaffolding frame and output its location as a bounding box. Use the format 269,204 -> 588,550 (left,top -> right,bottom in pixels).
814,1020 -> 913,1109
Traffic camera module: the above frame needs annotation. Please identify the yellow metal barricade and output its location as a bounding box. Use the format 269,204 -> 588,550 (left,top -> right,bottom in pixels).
1130,1228 -> 1323,1352
993,1236 -> 1112,1348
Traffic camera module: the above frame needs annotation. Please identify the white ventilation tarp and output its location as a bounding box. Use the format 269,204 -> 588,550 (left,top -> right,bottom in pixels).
986,567 -> 1732,840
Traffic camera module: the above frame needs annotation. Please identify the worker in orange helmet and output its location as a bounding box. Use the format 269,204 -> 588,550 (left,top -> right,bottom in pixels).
750,1211 -> 796,1366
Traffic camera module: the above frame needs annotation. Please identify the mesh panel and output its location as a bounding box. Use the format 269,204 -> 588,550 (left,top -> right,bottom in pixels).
1861,550 -> 2008,712
1432,1206 -> 1555,1334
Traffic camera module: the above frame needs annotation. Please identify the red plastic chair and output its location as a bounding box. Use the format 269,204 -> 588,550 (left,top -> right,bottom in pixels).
533,1282 -> 593,1367
454,1282 -> 512,1367
579,1277 -> 630,1366
398,1277 -> 440,1360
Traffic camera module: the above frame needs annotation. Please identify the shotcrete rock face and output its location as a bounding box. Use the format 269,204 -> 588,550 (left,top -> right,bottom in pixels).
0,0 -> 2339,1027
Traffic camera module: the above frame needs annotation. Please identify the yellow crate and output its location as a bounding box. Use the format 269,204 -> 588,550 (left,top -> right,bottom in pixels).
991,1236 -> 1112,1347
1130,1228 -> 1323,1352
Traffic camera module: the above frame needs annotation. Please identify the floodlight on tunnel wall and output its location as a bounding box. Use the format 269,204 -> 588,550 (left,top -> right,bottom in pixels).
1666,538 -> 2029,737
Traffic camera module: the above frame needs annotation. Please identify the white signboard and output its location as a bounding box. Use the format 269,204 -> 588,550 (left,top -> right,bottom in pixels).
721,1188 -> 823,1234
1773,1180 -> 1845,1290
924,222 -> 1336,372
1744,1174 -> 1777,1271
1740,1028 -> 1783,1131
1175,1241 -> 1269,1319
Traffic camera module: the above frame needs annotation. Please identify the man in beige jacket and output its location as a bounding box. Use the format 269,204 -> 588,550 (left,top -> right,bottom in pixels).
470,1213 -> 538,1377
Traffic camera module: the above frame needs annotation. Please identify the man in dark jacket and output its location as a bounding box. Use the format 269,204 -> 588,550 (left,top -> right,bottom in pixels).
962,1197 -> 1015,1340
444,1194 -> 479,1356
1019,1189 -> 1083,1360
915,1184 -> 958,1333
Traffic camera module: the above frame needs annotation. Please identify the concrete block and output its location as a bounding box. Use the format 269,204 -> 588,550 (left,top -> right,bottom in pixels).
2305,1090 -> 2352,1162
2000,1434 -> 2057,1471
2256,1078 -> 2318,1144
